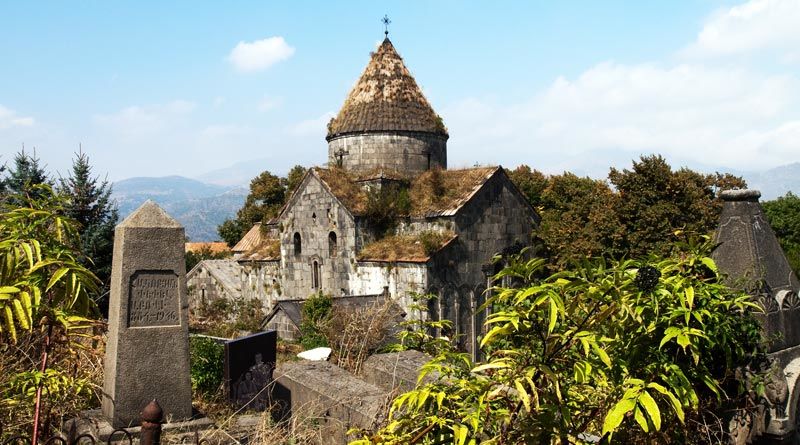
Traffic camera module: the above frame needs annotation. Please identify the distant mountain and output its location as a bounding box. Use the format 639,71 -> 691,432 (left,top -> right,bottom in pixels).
195,158 -> 275,187
742,163 -> 800,201
112,176 -> 246,242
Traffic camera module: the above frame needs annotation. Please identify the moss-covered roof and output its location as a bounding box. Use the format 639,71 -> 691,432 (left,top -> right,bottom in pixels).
326,38 -> 447,139
314,166 -> 499,218
357,231 -> 456,263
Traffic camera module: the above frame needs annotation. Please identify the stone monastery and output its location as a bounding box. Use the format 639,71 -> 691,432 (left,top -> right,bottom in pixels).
187,37 -> 539,357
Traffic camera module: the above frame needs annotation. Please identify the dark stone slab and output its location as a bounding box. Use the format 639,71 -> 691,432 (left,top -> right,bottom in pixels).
224,330 -> 277,410
102,201 -> 192,427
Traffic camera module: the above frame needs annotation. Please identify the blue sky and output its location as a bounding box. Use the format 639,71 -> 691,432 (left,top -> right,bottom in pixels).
1,1 -> 799,184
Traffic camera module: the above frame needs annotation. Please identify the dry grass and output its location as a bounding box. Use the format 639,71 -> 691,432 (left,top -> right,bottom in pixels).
357,231 -> 455,262
315,167 -> 368,214
409,167 -> 497,216
251,238 -> 280,260
249,400 -> 330,445
322,298 -> 403,375
315,166 -> 498,219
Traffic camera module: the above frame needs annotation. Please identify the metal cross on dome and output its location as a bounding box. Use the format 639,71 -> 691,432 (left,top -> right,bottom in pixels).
382,15 -> 391,37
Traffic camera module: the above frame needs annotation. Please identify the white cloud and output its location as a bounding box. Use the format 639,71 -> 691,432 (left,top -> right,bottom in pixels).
227,36 -> 295,73
0,104 -> 34,129
444,61 -> 800,175
683,0 -> 800,58
290,111 -> 335,136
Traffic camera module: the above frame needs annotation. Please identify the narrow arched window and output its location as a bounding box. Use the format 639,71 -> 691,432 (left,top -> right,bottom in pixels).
328,232 -> 337,257
293,232 -> 302,256
312,261 -> 320,289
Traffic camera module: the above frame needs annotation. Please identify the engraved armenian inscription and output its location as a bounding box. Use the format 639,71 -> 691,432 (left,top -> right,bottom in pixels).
128,271 -> 179,327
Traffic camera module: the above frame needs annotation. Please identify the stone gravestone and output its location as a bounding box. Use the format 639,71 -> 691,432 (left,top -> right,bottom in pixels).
224,330 -> 277,410
102,201 -> 192,427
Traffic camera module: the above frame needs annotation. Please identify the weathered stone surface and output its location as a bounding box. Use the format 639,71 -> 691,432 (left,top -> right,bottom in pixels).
361,350 -> 432,393
713,189 -> 800,354
273,361 -> 390,444
102,201 -> 192,427
328,131 -> 447,175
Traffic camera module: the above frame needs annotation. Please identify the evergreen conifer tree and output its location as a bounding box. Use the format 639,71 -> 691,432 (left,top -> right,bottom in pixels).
58,151 -> 119,299
5,149 -> 51,206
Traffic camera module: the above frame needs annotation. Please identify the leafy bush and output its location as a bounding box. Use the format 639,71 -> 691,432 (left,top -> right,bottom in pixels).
364,182 -> 411,237
0,185 -> 102,442
190,336 -> 225,397
763,191 -> 800,277
191,296 -> 265,338
299,292 -> 332,350
354,238 -> 766,444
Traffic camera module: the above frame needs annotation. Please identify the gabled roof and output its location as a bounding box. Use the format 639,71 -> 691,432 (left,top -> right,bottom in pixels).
261,295 -> 405,330
187,259 -> 242,295
185,242 -> 231,255
232,223 -> 263,253
232,222 -> 280,261
326,38 -> 447,140
312,166 -> 502,218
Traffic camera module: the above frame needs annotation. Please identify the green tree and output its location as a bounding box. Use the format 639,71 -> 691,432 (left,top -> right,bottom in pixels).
508,165 -> 548,209
0,157 -> 7,196
0,185 -> 100,442
763,192 -> 800,276
536,173 -> 623,268
355,241 -> 765,444
218,169 -> 295,246
58,151 -> 119,295
609,155 -> 744,258
185,244 -> 232,271
285,165 -> 308,196
4,149 -> 51,206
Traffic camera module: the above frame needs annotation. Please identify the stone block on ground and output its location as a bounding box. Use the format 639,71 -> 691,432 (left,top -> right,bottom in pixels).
361,350 -> 432,393
272,361 -> 391,444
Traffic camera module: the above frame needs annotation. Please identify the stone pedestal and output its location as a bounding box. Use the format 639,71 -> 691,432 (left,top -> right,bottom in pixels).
102,201 -> 192,427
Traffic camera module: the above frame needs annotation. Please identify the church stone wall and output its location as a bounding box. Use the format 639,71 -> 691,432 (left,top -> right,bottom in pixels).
395,218 -> 454,235
239,260 -> 281,312
328,131 -> 446,175
281,174 -> 358,299
187,265 -> 235,312
348,262 -> 428,316
427,171 -> 537,357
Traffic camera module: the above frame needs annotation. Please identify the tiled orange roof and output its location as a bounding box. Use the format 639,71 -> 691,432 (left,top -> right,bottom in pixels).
326,38 -> 447,139
185,242 -> 231,255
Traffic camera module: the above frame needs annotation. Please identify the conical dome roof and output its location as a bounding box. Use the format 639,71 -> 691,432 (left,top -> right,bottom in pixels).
326,38 -> 448,140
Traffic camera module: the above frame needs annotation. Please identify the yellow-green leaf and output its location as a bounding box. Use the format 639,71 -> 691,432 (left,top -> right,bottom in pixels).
4,306 -> 17,342
548,298 -> 558,334
514,379 -> 531,412
46,267 -> 70,292
12,299 -> 29,330
638,390 -> 661,431
633,406 -> 649,432
602,397 -> 636,435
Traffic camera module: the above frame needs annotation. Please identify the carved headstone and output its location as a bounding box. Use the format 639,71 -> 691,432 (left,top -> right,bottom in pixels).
102,201 -> 192,427
224,330 -> 277,410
